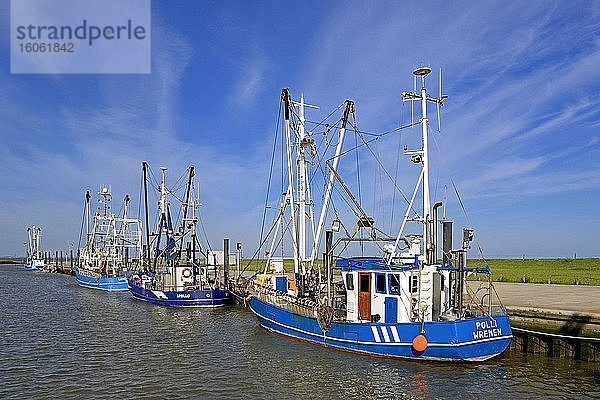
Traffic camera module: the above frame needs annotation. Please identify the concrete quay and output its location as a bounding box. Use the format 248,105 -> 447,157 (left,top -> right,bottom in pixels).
494,282 -> 600,316
492,282 -> 600,361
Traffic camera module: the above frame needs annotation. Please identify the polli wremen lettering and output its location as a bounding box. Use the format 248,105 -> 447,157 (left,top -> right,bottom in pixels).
16,20 -> 146,46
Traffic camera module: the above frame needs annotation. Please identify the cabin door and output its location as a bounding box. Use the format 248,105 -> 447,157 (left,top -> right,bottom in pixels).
385,297 -> 398,323
358,272 -> 371,321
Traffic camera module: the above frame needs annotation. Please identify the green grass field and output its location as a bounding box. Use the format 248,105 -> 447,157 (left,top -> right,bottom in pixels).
6,255 -> 597,285
469,258 -> 600,286
239,257 -> 600,286
0,259 -> 22,265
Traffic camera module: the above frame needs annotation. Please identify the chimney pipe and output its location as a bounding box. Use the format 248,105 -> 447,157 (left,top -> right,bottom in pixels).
431,202 -> 443,264
442,221 -> 453,266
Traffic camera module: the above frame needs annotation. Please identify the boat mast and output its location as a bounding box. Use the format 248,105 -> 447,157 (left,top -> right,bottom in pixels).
154,166 -> 169,270
142,162 -> 151,271
36,228 -> 38,260
291,94 -> 319,273
30,226 -> 41,259
191,183 -> 199,264
27,227 -> 33,259
400,66 -> 446,263
417,67 -> 431,260
159,167 -> 168,218
123,194 -> 130,219
27,227 -> 32,261
38,228 -> 41,259
179,166 -> 195,259
311,99 -> 353,263
99,185 -> 111,216
97,185 -> 114,275
85,191 -> 91,248
122,194 -> 130,265
297,94 -> 307,269
281,89 -> 299,276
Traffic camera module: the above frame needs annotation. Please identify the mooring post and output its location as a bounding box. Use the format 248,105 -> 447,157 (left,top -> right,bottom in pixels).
236,242 -> 242,279
223,238 -> 230,289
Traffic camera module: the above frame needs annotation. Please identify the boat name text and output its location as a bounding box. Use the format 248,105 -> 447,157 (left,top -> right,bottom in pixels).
472,319 -> 502,340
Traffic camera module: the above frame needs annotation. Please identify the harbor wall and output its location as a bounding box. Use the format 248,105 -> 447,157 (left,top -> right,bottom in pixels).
508,307 -> 600,361
43,250 -> 75,275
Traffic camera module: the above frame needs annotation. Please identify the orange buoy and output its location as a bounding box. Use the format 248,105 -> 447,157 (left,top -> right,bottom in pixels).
412,334 -> 428,352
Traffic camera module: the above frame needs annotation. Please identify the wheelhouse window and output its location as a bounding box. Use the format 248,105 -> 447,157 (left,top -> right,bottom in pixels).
359,274 -> 370,292
410,275 -> 419,294
389,274 -> 400,295
375,273 -> 386,293
346,273 -> 354,290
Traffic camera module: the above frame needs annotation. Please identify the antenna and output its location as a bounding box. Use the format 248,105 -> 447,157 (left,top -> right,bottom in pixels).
411,74 -> 416,126
437,68 -> 442,132
437,68 -> 448,133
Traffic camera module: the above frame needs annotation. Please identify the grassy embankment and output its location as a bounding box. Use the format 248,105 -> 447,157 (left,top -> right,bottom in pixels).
469,258 -> 600,286
6,256 -> 594,285
0,259 -> 23,265
239,258 -> 600,286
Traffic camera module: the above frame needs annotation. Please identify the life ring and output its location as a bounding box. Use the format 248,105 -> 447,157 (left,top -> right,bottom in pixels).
181,268 -> 193,278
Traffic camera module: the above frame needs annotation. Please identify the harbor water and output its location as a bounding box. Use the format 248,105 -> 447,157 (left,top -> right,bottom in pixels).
1,265 -> 598,399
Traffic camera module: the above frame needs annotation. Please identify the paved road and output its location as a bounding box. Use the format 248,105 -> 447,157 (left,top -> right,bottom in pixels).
492,282 -> 600,315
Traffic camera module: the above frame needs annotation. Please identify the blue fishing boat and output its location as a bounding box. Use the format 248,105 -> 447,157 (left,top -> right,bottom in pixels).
75,186 -> 143,291
25,226 -> 45,271
242,69 -> 512,362
129,163 -> 231,307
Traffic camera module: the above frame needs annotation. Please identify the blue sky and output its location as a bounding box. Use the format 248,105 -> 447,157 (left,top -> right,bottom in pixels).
1,1 -> 599,258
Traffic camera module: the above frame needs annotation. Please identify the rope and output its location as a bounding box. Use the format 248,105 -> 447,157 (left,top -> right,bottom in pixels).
306,118 -> 419,138
430,132 -> 488,263
239,213 -> 285,277
349,111 -> 418,216
352,112 -> 363,254
464,281 -> 489,317
197,205 -> 212,254
328,120 -> 419,160
259,102 -> 281,251
77,195 -> 87,253
390,103 -> 405,228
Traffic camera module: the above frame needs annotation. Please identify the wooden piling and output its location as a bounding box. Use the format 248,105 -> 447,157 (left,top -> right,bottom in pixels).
509,327 -> 600,361
508,306 -> 600,362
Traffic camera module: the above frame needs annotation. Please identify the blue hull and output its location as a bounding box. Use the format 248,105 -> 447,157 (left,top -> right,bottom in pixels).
24,265 -> 43,271
129,283 -> 231,307
75,271 -> 129,291
249,296 -> 512,361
